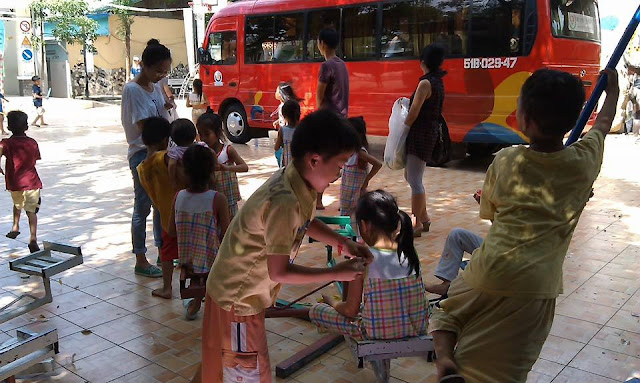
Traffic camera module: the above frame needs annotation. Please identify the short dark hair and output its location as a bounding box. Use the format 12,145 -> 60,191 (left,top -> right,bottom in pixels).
420,44 -> 445,73
183,144 -> 215,189
291,109 -> 360,161
196,111 -> 225,143
348,116 -> 368,149
141,117 -> 171,146
142,39 -> 171,67
171,118 -> 197,147
7,111 -> 28,133
318,28 -> 339,50
520,69 -> 585,136
281,100 -> 301,126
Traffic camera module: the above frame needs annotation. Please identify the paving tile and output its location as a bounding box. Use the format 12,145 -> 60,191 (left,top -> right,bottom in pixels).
555,297 -> 618,325
623,289 -> 640,313
551,366 -> 618,383
106,289 -> 165,313
568,345 -> 640,381
40,290 -> 102,315
599,262 -> 640,281
65,346 -> 151,383
55,331 -> 115,366
610,245 -> 640,266
538,335 -> 585,365
605,310 -> 640,334
15,367 -> 87,383
109,364 -> 189,383
549,314 -> 602,344
59,301 -> 131,329
530,358 -> 564,379
589,326 -> 640,359
526,371 -> 554,383
89,314 -> 166,345
53,265 -> 117,289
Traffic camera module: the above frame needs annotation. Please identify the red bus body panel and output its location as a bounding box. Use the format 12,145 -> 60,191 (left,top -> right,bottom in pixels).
201,0 -> 600,144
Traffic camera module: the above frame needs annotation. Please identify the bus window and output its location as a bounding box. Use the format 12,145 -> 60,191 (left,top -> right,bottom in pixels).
468,0 -> 525,57
342,5 -> 378,60
550,0 -> 600,42
381,0 -> 469,59
246,13 -> 304,63
306,9 -> 340,61
207,31 -> 237,65
246,15 -> 275,63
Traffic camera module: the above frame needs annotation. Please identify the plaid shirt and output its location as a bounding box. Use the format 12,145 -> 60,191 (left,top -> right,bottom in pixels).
340,164 -> 368,216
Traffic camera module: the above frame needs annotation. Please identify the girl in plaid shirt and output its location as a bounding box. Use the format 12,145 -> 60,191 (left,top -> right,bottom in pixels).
340,117 -> 382,237
196,112 -> 248,217
167,144 -> 230,320
309,190 -> 429,340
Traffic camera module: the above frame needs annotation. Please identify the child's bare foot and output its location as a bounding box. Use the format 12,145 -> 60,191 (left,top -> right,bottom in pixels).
152,287 -> 172,299
436,357 -> 464,382
425,281 -> 451,296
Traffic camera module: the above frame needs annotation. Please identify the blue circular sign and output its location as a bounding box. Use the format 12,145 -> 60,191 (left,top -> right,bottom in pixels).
21,49 -> 33,62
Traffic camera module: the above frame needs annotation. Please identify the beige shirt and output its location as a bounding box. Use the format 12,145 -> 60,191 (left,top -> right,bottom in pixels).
207,165 -> 317,316
463,129 -> 605,299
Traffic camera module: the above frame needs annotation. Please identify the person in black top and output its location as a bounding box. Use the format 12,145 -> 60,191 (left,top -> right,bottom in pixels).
31,76 -> 47,127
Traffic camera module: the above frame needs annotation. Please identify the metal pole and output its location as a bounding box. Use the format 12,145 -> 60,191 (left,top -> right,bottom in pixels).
566,5 -> 640,146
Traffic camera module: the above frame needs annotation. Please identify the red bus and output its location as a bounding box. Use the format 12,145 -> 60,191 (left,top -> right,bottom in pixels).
198,0 -> 600,157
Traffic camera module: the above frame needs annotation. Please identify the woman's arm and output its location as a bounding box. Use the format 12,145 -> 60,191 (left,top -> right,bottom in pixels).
274,128 -> 284,151
214,192 -> 231,239
222,146 -> 249,173
358,150 -> 382,192
404,79 -> 432,127
323,275 -> 364,319
186,96 -> 192,108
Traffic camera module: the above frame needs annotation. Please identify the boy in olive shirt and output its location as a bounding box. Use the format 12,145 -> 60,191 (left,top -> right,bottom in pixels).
431,69 -> 620,383
201,110 -> 372,382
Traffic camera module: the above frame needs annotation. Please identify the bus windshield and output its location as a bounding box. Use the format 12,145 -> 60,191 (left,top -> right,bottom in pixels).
550,0 -> 600,42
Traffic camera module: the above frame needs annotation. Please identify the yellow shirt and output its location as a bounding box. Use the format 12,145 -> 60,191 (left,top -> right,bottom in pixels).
463,129 -> 605,299
137,151 -> 177,230
207,165 -> 317,316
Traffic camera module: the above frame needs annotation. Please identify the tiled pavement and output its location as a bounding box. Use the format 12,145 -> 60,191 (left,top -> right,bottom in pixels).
0,98 -> 639,382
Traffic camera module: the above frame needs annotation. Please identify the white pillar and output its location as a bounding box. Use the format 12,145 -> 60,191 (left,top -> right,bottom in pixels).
183,7 -> 195,73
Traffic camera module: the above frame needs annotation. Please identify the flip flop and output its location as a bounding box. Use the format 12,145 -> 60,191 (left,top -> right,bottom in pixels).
134,265 -> 162,278
183,299 -> 198,321
28,241 -> 40,253
439,374 -> 465,383
5,231 -> 20,239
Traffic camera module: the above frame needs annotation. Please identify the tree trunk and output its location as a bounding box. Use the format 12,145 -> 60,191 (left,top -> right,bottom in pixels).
125,29 -> 131,82
83,46 -> 89,98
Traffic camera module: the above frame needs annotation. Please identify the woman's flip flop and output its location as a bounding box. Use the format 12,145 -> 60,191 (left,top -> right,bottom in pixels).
5,231 -> 20,239
439,374 -> 465,383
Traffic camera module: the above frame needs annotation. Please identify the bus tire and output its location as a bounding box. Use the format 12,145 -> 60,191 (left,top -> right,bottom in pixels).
223,103 -> 251,144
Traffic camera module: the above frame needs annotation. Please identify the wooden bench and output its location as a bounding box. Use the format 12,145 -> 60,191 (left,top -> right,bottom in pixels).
347,335 -> 435,382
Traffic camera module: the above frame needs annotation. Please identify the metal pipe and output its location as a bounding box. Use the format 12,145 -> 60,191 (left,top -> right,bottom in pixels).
566,5 -> 640,146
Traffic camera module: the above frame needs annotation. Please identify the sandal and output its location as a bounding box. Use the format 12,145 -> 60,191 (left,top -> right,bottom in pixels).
423,221 -> 431,233
183,298 -> 198,321
6,231 -> 20,239
439,375 -> 465,383
28,241 -> 40,253
134,265 -> 162,278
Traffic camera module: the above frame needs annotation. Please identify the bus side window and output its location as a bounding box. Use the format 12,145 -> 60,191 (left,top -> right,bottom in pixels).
341,5 -> 378,60
468,0 -> 526,57
306,9 -> 340,61
246,16 -> 275,63
208,31 -> 238,65
381,0 -> 469,59
273,14 -> 304,62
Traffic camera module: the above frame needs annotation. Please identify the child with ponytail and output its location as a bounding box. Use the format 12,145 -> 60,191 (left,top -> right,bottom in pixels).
309,189 -> 429,341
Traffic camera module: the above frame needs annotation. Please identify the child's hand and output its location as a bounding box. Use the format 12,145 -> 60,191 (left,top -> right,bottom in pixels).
601,68 -> 619,96
343,240 -> 374,265
473,189 -> 482,204
332,258 -> 366,281
272,120 -> 279,129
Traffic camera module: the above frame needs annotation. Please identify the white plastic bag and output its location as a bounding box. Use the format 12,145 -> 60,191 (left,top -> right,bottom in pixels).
384,97 -> 411,170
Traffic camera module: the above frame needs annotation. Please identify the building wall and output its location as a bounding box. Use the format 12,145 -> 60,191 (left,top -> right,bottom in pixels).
67,15 -> 188,70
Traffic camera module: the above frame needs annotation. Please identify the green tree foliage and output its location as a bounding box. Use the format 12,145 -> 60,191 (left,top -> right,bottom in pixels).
29,0 -> 99,53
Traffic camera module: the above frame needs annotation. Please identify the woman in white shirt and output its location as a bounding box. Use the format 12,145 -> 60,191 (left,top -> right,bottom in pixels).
121,38 -> 172,278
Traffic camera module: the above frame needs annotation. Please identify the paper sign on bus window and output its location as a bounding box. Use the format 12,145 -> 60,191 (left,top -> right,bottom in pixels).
568,12 -> 595,34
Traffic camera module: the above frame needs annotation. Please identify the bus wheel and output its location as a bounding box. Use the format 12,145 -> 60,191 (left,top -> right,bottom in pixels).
223,103 -> 251,144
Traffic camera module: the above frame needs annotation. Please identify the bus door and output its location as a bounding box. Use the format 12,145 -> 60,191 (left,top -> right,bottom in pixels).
202,17 -> 240,109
